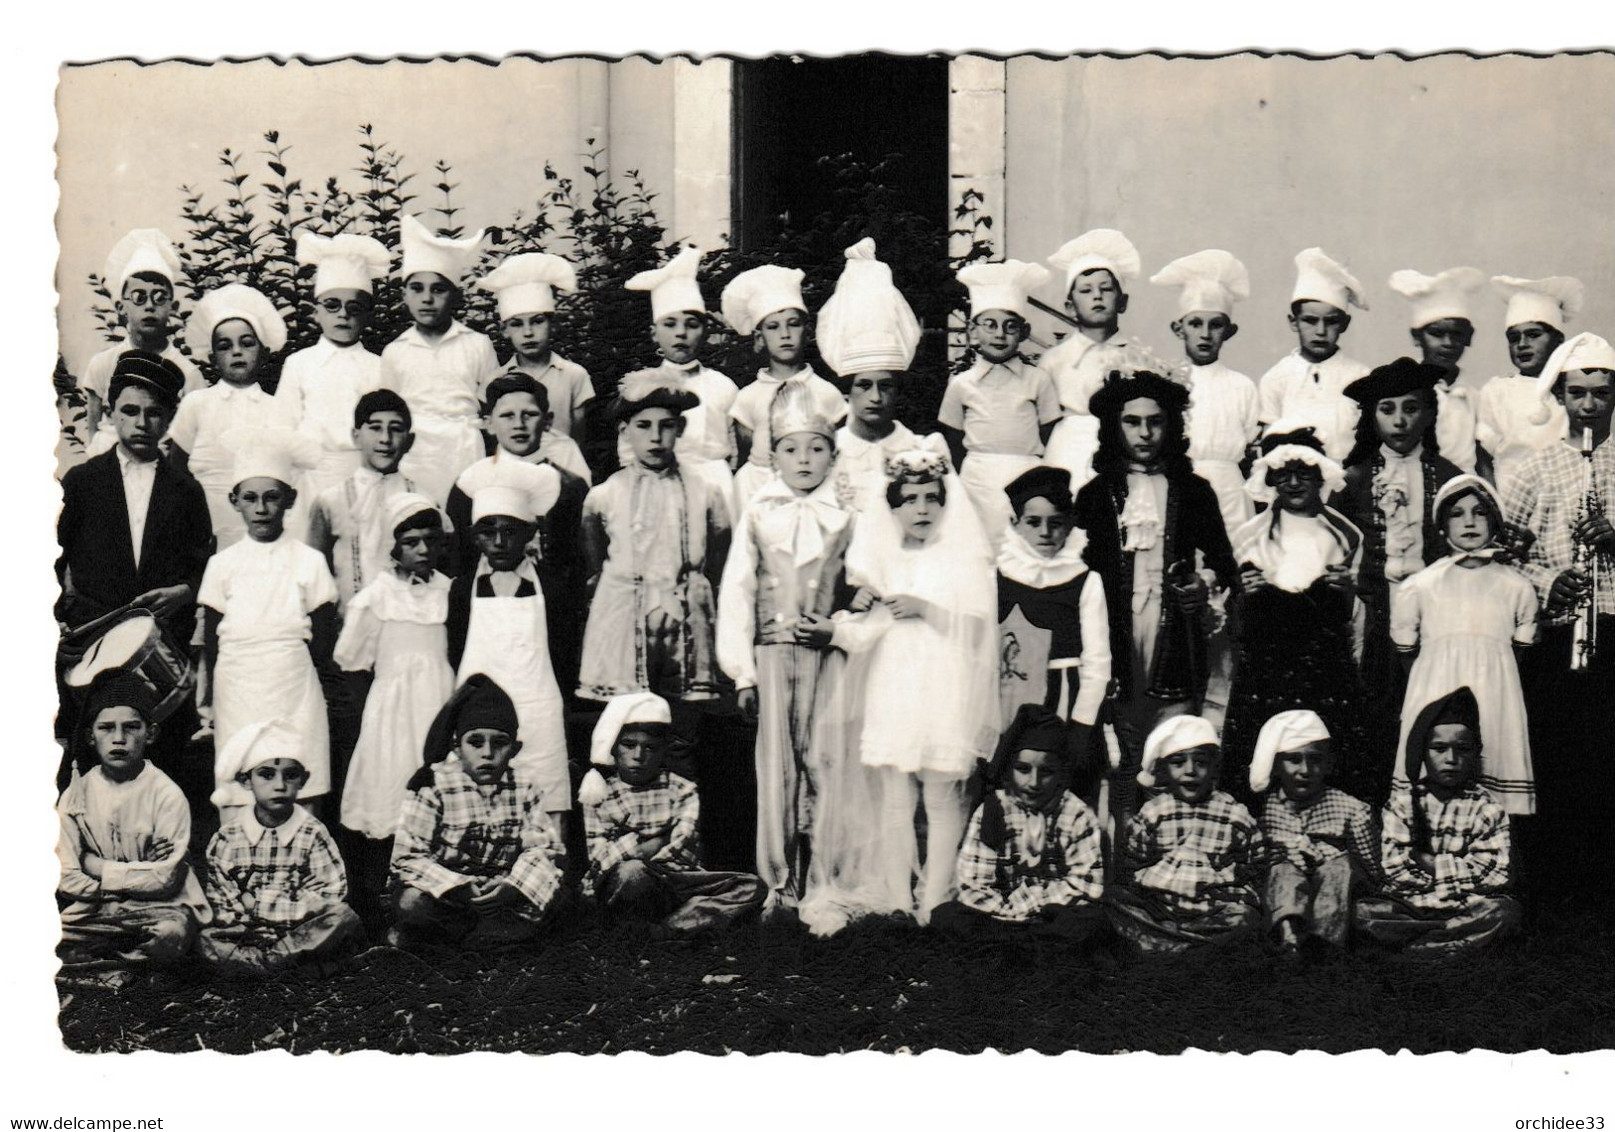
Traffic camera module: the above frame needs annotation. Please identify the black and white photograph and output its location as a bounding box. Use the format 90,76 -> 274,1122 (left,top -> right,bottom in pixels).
11,11 -> 1615,1129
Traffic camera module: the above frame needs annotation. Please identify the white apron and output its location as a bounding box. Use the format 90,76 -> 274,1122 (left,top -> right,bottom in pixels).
1192,457 -> 1254,536
1042,414 -> 1101,489
960,451 -> 1039,552
214,637 -> 331,800
456,586 -> 571,812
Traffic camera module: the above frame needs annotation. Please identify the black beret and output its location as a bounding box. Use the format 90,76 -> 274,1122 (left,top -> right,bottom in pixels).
1343,356 -> 1444,405
1004,465 -> 1074,514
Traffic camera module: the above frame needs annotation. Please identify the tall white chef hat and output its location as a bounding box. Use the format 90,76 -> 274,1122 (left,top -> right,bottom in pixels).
105,229 -> 184,297
224,426 -> 320,490
1492,275 -> 1585,333
1150,249 -> 1251,317
1047,228 -> 1142,296
957,259 -> 1052,321
296,231 -> 391,296
816,238 -> 922,377
1291,247 -> 1367,312
398,214 -> 489,286
720,265 -> 808,337
626,245 -> 708,323
478,252 -> 579,320
1388,267 -> 1487,329
465,457 -> 562,524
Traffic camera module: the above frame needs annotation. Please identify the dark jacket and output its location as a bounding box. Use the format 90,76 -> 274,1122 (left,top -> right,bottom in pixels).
1075,468 -> 1237,703
56,449 -> 213,644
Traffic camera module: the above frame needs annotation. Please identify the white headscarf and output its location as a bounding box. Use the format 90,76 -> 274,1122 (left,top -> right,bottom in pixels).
1250,710 -> 1331,794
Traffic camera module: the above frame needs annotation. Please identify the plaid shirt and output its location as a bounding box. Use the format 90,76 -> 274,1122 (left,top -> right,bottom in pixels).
955,790 -> 1104,921
581,771 -> 701,897
1502,439 -> 1615,621
1259,787 -> 1379,881
204,805 -> 349,931
1380,784 -> 1511,911
391,758 -> 563,910
1121,791 -> 1267,916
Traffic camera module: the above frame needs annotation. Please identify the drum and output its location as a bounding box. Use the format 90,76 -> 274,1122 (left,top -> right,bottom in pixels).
61,612 -> 194,723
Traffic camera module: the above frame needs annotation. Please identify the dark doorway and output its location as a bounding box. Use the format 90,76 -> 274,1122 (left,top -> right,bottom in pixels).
730,55 -> 950,257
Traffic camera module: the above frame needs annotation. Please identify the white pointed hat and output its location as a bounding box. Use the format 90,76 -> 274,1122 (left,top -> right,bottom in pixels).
1150,249 -> 1251,317
1048,229 -> 1141,294
1291,247 -> 1367,312
478,252 -> 578,319
720,265 -> 808,337
1138,714 -> 1221,787
578,691 -> 674,805
296,231 -> 390,296
1249,709 -> 1331,794
626,245 -> 707,322
1388,266 -> 1486,329
399,214 -> 488,285
183,282 -> 290,357
957,260 -> 1051,320
1492,275 -> 1585,333
210,718 -> 304,807
105,229 -> 184,297
816,238 -> 922,377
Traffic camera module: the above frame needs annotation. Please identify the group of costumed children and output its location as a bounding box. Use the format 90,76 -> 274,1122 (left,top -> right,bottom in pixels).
55,217 -> 1614,987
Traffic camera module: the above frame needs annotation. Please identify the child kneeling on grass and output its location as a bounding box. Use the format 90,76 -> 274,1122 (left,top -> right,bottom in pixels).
1108,715 -> 1267,955
931,704 -> 1107,945
387,675 -> 568,949
1250,710 -> 1379,952
579,693 -> 765,935
57,673 -> 211,988
199,720 -> 363,977
1354,686 -> 1520,956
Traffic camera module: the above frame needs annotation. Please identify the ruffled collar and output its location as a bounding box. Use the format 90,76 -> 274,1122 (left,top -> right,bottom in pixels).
997,524 -> 1089,588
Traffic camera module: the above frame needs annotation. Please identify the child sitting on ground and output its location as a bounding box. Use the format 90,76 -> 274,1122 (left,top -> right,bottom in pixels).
277,232 -> 389,508
306,389 -> 424,615
1108,715 -> 1267,955
387,675 -> 568,949
578,693 -> 765,934
1249,710 -> 1379,952
168,283 -> 292,550
931,704 -> 1107,944
56,673 -> 211,987
477,251 -> 597,441
720,264 -> 847,510
199,720 -> 364,976
1355,687 -> 1520,955
334,493 -> 456,912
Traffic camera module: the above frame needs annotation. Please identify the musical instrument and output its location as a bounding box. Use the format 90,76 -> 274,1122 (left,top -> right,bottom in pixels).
60,610 -> 194,722
1570,427 -> 1604,671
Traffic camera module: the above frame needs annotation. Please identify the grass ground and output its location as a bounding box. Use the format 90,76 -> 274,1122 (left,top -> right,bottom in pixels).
58,894 -> 1615,1056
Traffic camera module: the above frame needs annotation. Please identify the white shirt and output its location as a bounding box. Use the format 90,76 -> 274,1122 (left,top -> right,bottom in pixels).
1186,361 -> 1260,464
1376,444 -> 1426,583
502,353 -> 597,438
1434,380 -> 1479,474
115,445 -> 157,568
832,421 -> 918,514
276,338 -> 384,453
1257,349 -> 1370,463
937,358 -> 1062,456
197,534 -> 339,646
1040,331 -> 1136,415
1477,372 -> 1569,496
379,321 -> 500,424
166,380 -> 286,477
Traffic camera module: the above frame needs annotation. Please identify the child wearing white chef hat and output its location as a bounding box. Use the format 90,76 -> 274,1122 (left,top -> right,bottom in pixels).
168,283 -> 294,549
378,215 -> 500,506
277,232 -> 390,507
199,718 -> 364,977
939,258 -> 1063,550
1256,247 -> 1371,464
79,228 -> 208,455
721,263 -> 847,512
1388,266 -> 1490,474
479,251 -> 597,440
199,428 -> 339,817
1039,229 -> 1145,487
1478,274 -> 1585,497
620,245 -> 741,518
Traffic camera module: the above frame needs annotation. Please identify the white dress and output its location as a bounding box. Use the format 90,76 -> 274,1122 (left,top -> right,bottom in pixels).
1391,556 -> 1539,814
198,535 -> 338,802
333,570 -> 455,838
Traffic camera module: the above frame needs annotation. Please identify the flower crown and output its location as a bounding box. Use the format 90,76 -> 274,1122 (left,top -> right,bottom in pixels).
883,448 -> 949,484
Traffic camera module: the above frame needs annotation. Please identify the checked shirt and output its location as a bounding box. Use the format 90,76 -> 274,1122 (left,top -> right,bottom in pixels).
1121,791 -> 1267,917
581,771 -> 701,897
955,790 -> 1104,922
1259,787 -> 1379,879
1380,784 -> 1511,912
204,805 -> 349,930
